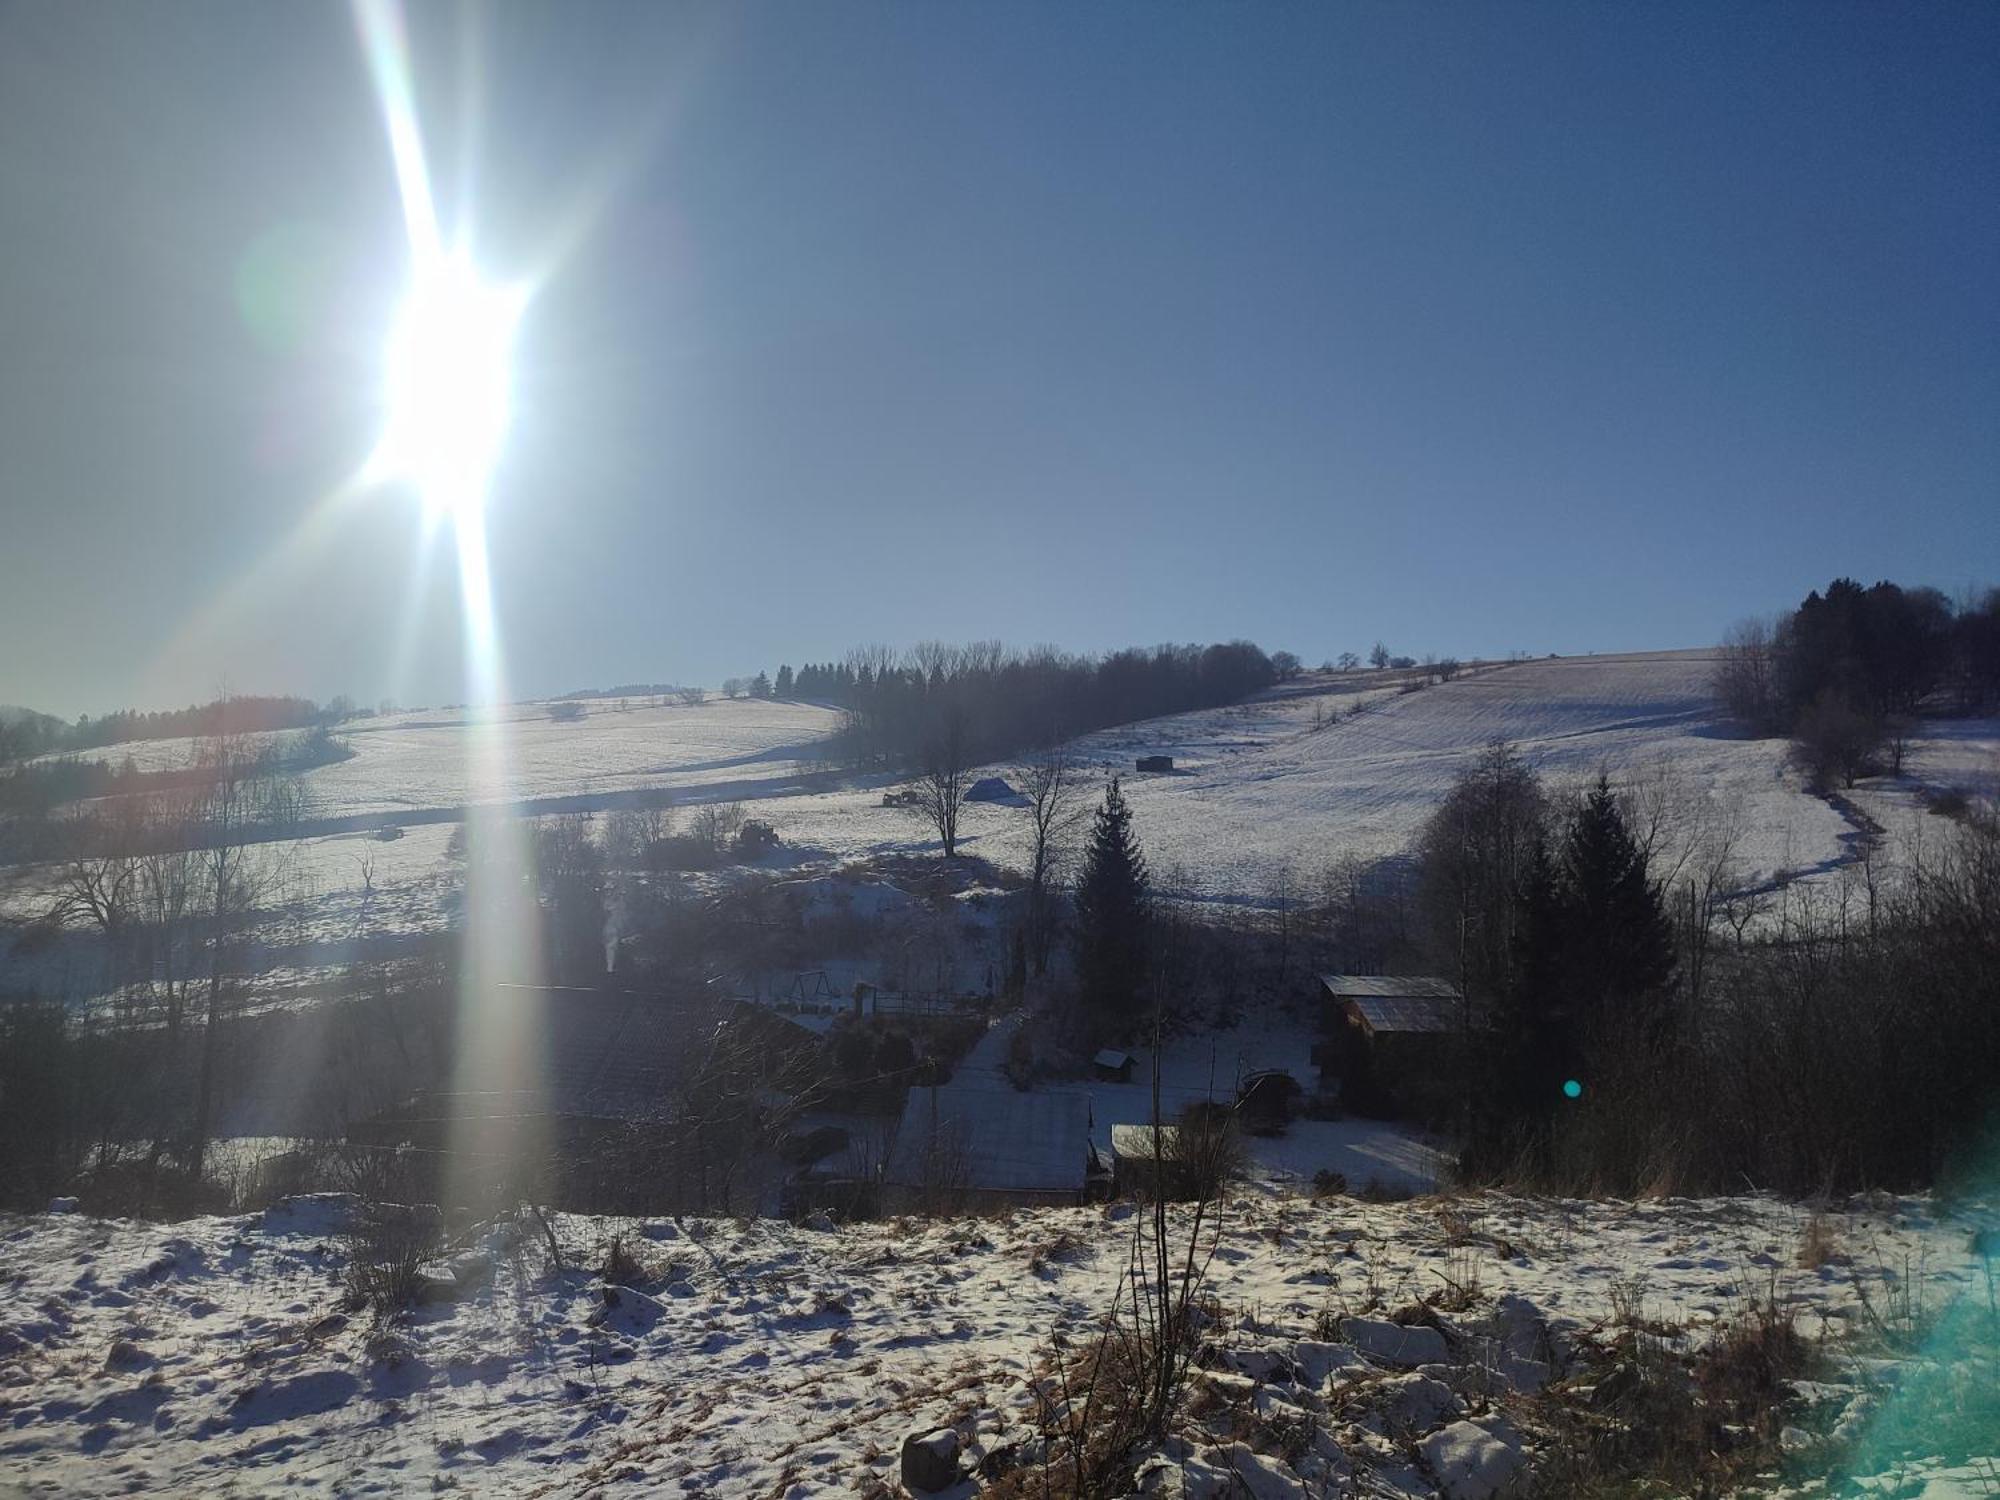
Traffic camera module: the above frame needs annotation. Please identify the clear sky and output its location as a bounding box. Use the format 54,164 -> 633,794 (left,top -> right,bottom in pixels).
1,2 -> 1994,719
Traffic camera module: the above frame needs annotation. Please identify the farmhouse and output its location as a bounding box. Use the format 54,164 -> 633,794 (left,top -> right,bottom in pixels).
1314,974 -> 1464,1120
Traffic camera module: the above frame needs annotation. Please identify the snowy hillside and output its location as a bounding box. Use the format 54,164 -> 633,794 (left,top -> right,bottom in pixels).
7,650 -> 1992,1005
713,651 -> 1875,900
1,1189 -> 1989,1497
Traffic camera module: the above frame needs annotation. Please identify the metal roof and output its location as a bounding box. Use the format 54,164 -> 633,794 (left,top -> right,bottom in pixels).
1346,993 -> 1459,1035
1318,974 -> 1463,1001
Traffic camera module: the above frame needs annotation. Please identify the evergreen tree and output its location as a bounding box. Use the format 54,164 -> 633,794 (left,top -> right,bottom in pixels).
1556,774 -> 1676,1037
774,664 -> 794,698
750,671 -> 773,700
1491,832 -> 1571,1124
1072,778 -> 1150,1028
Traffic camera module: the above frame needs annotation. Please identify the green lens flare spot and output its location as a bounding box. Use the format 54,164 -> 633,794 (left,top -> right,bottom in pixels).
1563,1079 -> 1583,1100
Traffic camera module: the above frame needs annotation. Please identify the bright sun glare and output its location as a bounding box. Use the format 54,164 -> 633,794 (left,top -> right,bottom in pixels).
370,252 -> 525,519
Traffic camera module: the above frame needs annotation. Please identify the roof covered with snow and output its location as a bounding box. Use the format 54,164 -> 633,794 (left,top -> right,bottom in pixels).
887,1083 -> 1092,1194
884,1021 -> 1092,1194
1318,975 -> 1463,1000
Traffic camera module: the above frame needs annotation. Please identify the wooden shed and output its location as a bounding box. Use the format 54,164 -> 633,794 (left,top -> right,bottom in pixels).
1314,974 -> 1464,1121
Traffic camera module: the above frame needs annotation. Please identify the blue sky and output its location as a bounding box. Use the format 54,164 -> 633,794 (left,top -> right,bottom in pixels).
1,1 -> 1994,717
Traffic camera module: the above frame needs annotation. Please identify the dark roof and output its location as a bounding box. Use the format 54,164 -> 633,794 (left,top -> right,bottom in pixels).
541,991 -> 695,1120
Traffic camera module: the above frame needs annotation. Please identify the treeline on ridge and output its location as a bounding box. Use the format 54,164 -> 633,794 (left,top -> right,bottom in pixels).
766,639 -> 1281,770
0,693 -> 354,764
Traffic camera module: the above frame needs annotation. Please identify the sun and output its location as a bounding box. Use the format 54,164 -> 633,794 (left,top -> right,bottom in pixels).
369,251 -> 526,519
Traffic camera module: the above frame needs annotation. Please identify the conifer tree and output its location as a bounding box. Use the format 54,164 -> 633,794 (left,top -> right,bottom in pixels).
1557,773 -> 1676,1037
774,664 -> 794,698
1490,832 -> 1571,1126
1072,778 -> 1150,1027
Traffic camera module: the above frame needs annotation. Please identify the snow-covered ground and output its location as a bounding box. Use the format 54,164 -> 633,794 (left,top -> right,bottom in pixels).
8,652 -> 1993,1005
1,1188 -> 1989,1497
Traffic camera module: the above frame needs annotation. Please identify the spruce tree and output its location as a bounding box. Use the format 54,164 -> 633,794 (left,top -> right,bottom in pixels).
1492,832 -> 1572,1125
1072,778 -> 1150,1028
1557,774 -> 1676,1036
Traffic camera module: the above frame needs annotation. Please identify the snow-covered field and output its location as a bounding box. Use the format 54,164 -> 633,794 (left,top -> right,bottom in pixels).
1,1188 -> 1989,1497
8,651 -> 1993,1005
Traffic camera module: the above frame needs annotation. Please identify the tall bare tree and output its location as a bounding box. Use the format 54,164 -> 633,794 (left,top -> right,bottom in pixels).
189,731 -> 300,1162
1014,741 -> 1089,975
905,705 -> 971,858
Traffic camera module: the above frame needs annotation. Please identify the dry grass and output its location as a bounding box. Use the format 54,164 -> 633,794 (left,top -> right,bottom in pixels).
1798,1211 -> 1843,1270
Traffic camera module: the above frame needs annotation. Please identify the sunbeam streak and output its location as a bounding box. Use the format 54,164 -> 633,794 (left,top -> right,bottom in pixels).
353,0 -> 548,1213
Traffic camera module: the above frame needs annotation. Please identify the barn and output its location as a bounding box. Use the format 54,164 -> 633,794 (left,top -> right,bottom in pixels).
1315,974 -> 1465,1120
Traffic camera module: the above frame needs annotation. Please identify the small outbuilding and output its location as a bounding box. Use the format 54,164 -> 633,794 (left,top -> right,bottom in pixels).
1092,1048 -> 1135,1083
1135,755 -> 1174,773
1315,974 -> 1465,1121
965,776 -> 1021,804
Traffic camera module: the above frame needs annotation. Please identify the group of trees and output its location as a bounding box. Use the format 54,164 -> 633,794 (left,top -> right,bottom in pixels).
0,693 -> 352,764
1413,740 -> 2000,1193
0,725 -> 342,859
20,732 -> 311,1172
755,639 -> 1281,773
1716,579 -> 2000,790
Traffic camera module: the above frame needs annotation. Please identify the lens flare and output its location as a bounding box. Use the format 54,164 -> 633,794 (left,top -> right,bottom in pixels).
354,0 -> 547,1212
369,254 -> 525,521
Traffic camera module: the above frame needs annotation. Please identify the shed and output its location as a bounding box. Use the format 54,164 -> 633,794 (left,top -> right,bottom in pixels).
965,776 -> 1021,804
1315,975 -> 1465,1121
1093,1048 -> 1135,1083
1136,755 -> 1174,773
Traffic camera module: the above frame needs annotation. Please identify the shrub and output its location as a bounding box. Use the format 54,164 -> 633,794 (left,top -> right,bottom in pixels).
343,1200 -> 444,1318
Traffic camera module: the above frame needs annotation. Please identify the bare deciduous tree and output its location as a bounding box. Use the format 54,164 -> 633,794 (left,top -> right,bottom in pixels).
1015,741 -> 1089,975
904,706 -> 971,859
190,731 -> 299,1161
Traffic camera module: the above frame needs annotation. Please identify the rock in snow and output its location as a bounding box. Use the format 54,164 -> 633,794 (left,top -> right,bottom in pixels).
1340,1315 -> 1449,1368
900,1426 -> 962,1492
1418,1419 -> 1529,1500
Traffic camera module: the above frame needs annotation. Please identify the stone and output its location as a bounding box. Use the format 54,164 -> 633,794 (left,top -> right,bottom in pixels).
1226,1347 -> 1299,1384
1417,1419 -> 1528,1500
1366,1372 -> 1462,1434
448,1252 -> 495,1294
1339,1316 -> 1449,1369
1291,1340 -> 1369,1387
1200,1443 -> 1308,1500
900,1426 -> 961,1493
